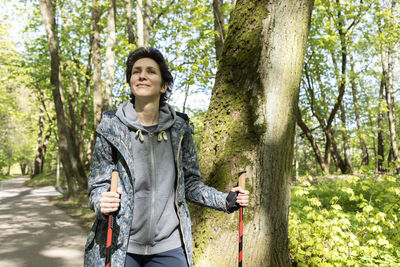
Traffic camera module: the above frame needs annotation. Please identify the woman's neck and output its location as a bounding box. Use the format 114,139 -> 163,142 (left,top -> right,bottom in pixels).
134,100 -> 160,126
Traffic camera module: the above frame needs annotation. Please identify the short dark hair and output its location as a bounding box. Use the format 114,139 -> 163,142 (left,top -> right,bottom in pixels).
126,47 -> 173,104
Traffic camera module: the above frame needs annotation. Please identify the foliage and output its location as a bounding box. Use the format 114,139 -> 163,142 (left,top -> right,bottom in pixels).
0,9 -> 37,175
113,0 -> 230,111
296,0 -> 400,175
290,174 -> 400,266
188,108 -> 206,151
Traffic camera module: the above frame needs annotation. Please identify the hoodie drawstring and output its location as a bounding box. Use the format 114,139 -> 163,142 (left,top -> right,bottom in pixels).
135,129 -> 167,143
135,129 -> 144,142
158,131 -> 168,142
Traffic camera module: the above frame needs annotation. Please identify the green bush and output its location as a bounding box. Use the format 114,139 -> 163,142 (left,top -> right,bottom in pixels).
290,174 -> 400,266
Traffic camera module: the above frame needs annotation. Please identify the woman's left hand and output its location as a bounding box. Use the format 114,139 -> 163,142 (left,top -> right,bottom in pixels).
231,186 -> 250,207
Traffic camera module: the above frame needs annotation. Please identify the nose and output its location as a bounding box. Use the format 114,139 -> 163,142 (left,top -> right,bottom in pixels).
138,70 -> 147,80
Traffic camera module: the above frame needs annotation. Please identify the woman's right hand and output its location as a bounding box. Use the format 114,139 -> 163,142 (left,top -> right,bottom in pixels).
100,187 -> 122,215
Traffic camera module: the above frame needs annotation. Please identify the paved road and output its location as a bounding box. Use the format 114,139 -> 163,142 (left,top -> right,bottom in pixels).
0,177 -> 87,267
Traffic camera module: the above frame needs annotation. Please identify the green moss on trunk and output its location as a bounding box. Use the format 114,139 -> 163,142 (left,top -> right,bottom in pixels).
192,0 -> 271,264
199,1 -> 269,186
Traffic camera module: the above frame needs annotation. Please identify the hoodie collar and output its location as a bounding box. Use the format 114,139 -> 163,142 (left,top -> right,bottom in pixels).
115,100 -> 176,133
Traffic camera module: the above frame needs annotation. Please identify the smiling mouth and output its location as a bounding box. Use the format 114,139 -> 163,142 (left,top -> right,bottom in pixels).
137,84 -> 149,87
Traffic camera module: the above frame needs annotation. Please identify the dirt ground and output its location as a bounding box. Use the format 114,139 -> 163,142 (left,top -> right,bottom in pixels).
0,177 -> 87,267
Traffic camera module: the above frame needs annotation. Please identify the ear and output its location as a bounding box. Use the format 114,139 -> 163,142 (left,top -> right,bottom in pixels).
160,83 -> 168,93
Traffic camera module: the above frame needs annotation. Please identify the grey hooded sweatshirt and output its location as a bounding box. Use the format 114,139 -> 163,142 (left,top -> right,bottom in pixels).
116,100 -> 182,255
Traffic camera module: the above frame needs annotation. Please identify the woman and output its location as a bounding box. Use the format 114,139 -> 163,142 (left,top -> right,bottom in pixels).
84,47 -> 249,267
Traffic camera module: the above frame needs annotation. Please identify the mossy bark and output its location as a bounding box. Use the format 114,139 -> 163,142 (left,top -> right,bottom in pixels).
192,0 -> 314,266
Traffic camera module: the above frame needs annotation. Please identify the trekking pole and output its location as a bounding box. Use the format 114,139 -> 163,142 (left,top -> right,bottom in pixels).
238,171 -> 246,267
105,170 -> 119,267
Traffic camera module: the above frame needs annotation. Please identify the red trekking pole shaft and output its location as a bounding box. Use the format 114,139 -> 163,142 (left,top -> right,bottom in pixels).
105,170 -> 119,267
238,171 -> 246,267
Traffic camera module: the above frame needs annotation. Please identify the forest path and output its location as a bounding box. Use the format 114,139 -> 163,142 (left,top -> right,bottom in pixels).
0,177 -> 87,267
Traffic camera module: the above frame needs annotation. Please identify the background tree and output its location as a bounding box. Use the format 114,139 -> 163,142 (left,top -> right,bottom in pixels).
30,92 -> 53,178
39,0 -> 88,197
376,0 -> 400,173
103,0 -> 117,112
125,0 -> 135,44
92,0 -> 103,134
349,50 -> 369,166
213,0 -> 225,60
296,0 -> 374,175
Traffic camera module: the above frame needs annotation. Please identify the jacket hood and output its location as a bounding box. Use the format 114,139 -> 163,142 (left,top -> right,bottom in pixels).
115,100 -> 176,133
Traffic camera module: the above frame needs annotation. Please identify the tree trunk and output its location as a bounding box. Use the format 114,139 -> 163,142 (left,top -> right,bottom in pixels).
296,109 -> 329,173
377,0 -> 399,173
39,0 -> 87,197
388,145 -> 394,164
367,110 -> 378,171
301,54 -> 348,174
125,0 -> 135,44
67,76 -> 79,144
40,127 -> 51,172
324,135 -> 331,172
349,51 -> 369,166
6,162 -> 11,176
328,9 -> 349,174
182,83 -> 189,113
31,116 -> 51,178
103,0 -> 116,111
31,108 -> 44,178
90,0 -> 103,166
339,100 -> 352,173
328,128 -> 347,173
193,0 -> 314,266
383,46 -> 399,173
56,152 -> 60,187
20,163 -> 27,176
377,78 -> 385,171
136,0 -> 144,47
213,0 -> 225,60
143,0 -> 152,47
92,0 -> 103,133
79,38 -> 93,166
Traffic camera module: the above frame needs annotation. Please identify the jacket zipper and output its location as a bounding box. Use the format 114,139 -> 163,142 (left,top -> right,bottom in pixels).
174,135 -> 191,266
145,132 -> 156,255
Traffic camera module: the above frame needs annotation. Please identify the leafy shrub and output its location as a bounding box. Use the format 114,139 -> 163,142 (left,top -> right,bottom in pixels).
289,174 -> 400,266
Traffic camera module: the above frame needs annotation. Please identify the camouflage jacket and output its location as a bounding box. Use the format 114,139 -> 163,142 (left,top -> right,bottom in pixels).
84,110 -> 229,267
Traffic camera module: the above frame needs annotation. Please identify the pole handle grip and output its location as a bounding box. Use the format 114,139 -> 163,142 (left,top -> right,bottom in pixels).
110,170 -> 119,193
238,171 -> 246,190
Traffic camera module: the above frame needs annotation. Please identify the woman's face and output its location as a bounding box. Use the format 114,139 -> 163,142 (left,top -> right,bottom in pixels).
130,57 -> 166,103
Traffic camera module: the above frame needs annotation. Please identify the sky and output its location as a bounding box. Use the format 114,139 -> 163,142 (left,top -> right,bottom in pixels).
0,1 -> 31,52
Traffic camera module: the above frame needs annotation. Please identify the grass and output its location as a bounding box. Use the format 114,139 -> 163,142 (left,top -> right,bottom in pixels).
0,174 -> 15,181
24,170 -> 67,188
